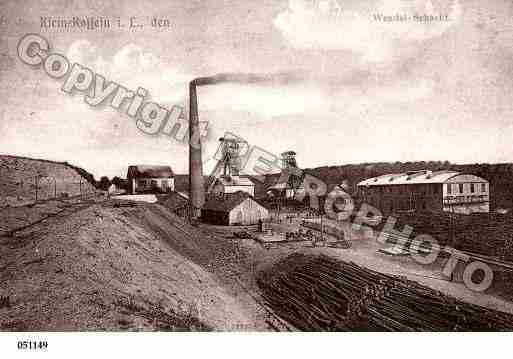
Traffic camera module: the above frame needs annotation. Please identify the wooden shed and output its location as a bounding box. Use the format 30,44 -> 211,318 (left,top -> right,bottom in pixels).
201,192 -> 269,226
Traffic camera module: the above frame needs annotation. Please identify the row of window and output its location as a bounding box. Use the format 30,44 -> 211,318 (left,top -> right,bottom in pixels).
446,183 -> 487,195
137,179 -> 172,188
443,195 -> 488,204
360,182 -> 488,197
362,184 -> 440,195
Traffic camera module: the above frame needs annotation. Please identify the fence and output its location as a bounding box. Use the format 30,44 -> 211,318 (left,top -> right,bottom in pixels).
172,203 -> 193,220
0,176 -> 96,208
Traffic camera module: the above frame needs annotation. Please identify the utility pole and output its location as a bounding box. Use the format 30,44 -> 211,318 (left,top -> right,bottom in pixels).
35,175 -> 38,202
447,196 -> 455,282
277,191 -> 282,222
320,211 -> 324,242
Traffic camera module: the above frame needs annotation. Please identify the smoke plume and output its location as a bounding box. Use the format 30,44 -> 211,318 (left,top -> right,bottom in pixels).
191,71 -> 305,87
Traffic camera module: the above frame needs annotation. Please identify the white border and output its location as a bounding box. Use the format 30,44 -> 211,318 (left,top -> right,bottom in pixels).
0,332 -> 511,359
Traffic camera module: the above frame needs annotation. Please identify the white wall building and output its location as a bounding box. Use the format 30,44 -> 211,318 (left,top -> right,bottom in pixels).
357,170 -> 490,215
442,174 -> 490,214
127,165 -> 175,194
211,175 -> 255,197
202,192 -> 268,225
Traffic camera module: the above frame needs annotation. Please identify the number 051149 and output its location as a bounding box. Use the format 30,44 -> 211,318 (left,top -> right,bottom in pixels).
17,341 -> 48,350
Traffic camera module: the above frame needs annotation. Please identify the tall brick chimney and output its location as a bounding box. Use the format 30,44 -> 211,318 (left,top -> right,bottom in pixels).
189,80 -> 205,218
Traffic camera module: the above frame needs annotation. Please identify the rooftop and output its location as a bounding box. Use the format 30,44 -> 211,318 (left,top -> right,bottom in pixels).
157,192 -> 189,211
357,170 -> 487,186
215,176 -> 254,187
203,191 -> 264,212
127,165 -> 174,179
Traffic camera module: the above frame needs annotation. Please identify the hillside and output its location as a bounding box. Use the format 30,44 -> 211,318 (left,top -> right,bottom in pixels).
0,200 -> 271,331
3,196 -> 513,330
0,155 -> 97,207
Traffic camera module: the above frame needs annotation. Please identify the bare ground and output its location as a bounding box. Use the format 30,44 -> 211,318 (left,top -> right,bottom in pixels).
2,200 -> 513,331
0,200 -> 282,331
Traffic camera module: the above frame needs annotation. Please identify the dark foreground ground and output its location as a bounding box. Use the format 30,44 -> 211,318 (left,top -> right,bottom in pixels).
1,197 -> 513,331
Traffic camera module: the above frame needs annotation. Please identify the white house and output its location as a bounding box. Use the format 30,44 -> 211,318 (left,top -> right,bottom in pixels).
127,165 -> 175,194
210,175 -> 255,197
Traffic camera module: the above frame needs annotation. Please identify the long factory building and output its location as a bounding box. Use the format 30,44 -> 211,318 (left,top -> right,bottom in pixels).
357,170 -> 490,215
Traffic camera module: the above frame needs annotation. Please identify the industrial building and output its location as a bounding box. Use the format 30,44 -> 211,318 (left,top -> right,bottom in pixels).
201,192 -> 269,225
203,135 -> 256,198
357,170 -> 489,215
267,151 -> 304,200
127,165 -> 175,194
210,176 -> 255,197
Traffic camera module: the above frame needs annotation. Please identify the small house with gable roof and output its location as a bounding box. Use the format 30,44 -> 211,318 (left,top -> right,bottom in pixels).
127,165 -> 175,194
202,191 -> 268,225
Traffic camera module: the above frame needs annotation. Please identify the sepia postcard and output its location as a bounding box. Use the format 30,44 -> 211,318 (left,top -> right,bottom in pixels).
1,0 -> 513,356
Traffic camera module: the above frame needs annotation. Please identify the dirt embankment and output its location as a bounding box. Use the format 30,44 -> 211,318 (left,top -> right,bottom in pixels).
0,155 -> 96,207
0,201 -> 271,331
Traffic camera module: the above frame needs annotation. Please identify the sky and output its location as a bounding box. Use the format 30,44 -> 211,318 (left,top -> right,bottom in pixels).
1,0 -> 513,178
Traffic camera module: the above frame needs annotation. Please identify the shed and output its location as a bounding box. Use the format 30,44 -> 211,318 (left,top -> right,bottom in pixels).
157,191 -> 191,218
202,192 -> 269,226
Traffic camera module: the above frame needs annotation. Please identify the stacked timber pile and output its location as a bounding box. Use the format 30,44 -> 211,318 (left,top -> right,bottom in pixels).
257,254 -> 513,331
382,211 -> 513,262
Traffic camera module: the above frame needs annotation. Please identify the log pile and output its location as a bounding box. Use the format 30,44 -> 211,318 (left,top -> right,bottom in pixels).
382,211 -> 513,262
257,253 -> 513,331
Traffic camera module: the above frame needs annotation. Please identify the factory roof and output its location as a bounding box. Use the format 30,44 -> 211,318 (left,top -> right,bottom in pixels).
268,182 -> 288,190
127,165 -> 174,179
445,174 -> 488,183
215,175 -> 254,187
203,192 -> 264,212
156,192 -> 189,211
357,170 -> 487,186
268,181 -> 305,191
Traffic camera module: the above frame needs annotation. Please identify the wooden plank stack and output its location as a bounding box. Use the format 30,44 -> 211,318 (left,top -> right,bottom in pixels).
257,253 -> 513,331
381,211 -> 513,262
